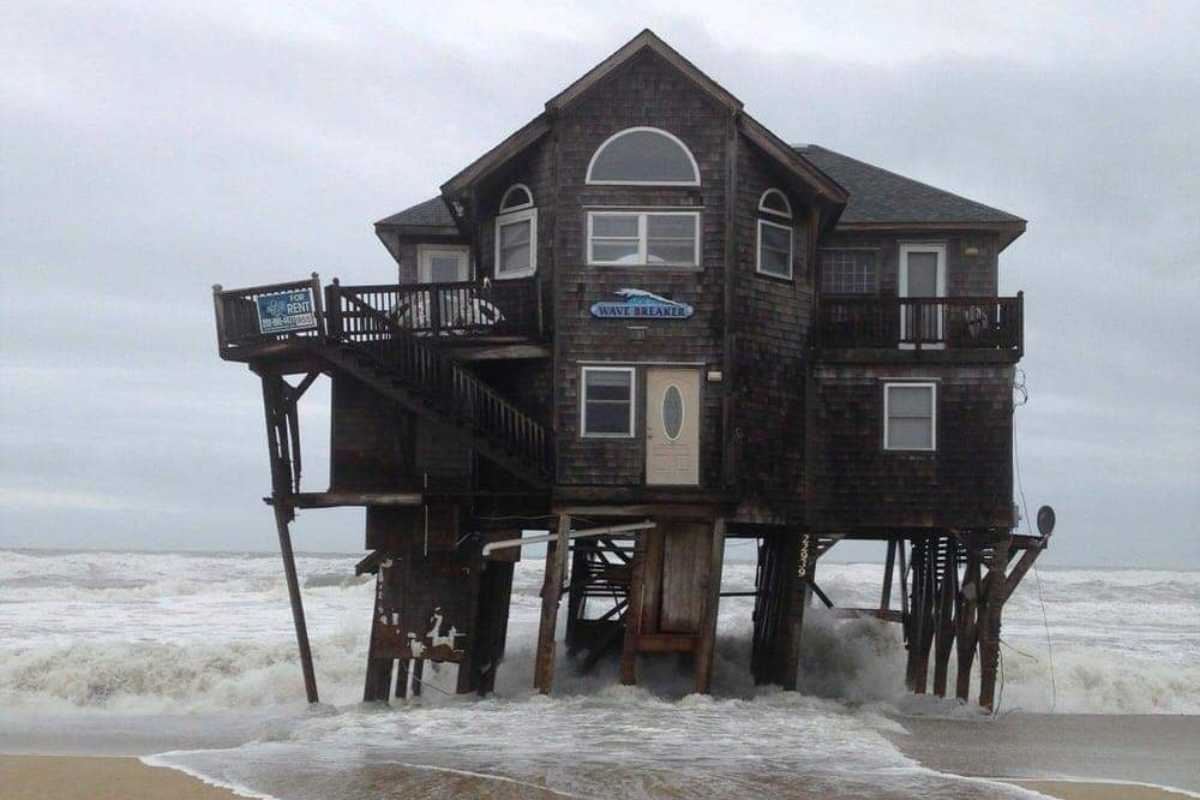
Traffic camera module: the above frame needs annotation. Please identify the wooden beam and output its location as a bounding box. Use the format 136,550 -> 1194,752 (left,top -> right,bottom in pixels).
881,539 -> 897,612
533,513 -> 570,694
933,537 -> 958,697
978,539 -> 1011,711
1003,539 -> 1048,602
620,533 -> 649,686
694,517 -> 726,694
955,552 -> 981,703
266,492 -> 423,509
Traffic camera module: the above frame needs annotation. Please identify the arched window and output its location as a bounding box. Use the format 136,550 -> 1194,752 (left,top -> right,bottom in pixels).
758,188 -> 792,219
756,188 -> 794,280
494,184 -> 537,279
586,127 -> 700,186
499,184 -> 533,212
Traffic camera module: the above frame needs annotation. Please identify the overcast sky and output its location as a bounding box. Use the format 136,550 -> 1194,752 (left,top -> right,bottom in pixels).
1,1 -> 1196,566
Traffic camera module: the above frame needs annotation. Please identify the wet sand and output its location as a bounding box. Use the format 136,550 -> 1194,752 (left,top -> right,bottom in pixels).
888,713 -> 1200,798
0,755 -> 242,800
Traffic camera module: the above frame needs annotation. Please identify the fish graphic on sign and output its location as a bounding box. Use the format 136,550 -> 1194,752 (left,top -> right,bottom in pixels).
590,288 -> 695,319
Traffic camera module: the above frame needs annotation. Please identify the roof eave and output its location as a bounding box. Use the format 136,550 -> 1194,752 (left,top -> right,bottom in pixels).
835,219 -> 1027,251
738,115 -> 849,206
439,114 -> 552,200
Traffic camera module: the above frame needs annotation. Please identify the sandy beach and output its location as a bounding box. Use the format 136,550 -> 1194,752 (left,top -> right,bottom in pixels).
0,755 -> 242,799
2,751 -> 1197,800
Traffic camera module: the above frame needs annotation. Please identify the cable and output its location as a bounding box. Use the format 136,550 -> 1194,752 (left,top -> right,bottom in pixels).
1012,370 -> 1058,712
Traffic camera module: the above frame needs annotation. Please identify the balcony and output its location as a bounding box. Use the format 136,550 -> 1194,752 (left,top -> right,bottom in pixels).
213,275 -> 544,360
815,294 -> 1023,360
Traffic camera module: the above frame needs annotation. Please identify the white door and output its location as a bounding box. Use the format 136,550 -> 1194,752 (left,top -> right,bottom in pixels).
645,368 -> 700,486
899,243 -> 946,346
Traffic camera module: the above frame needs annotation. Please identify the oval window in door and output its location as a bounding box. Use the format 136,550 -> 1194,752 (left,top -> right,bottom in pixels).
662,385 -> 684,440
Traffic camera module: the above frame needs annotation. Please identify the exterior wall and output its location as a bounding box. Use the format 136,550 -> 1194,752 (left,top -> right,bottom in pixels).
732,142 -> 814,505
818,230 -> 1001,296
330,373 -> 413,491
552,48 -> 730,487
806,363 -> 1015,529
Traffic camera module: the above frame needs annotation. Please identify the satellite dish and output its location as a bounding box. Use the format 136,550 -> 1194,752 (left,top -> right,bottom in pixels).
1036,505 -> 1056,536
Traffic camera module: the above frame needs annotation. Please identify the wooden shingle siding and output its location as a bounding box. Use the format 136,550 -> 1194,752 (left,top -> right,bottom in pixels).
552,48 -> 730,488
731,140 -> 812,506
807,363 -> 1015,528
330,373 -> 413,491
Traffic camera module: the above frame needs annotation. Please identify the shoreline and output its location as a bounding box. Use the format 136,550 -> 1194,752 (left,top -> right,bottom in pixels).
3,752 -> 1198,800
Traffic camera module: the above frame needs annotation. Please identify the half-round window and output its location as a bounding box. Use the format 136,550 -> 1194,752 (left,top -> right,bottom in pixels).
662,385 -> 684,440
586,127 -> 700,186
758,188 -> 792,218
500,184 -> 533,212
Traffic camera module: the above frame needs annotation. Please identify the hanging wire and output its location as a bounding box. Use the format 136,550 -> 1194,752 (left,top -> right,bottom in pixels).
1012,368 -> 1058,712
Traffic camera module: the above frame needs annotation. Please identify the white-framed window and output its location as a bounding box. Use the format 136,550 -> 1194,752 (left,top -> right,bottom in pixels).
883,382 -> 937,451
757,219 -> 793,279
494,183 -> 537,280
581,366 -> 636,438
758,188 -> 792,218
586,127 -> 701,186
821,248 -> 878,294
587,211 -> 700,267
417,244 -> 470,283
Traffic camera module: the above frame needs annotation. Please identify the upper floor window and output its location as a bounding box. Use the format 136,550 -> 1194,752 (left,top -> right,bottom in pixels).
756,188 -> 793,280
884,382 -> 937,451
587,211 -> 699,267
494,184 -> 537,279
418,244 -> 470,283
821,249 -> 878,294
586,127 -> 700,186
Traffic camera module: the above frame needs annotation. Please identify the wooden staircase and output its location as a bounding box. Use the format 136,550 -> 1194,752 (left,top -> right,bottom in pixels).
321,286 -> 553,488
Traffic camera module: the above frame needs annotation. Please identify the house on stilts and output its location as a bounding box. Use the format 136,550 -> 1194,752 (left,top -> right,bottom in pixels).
211,30 -> 1052,709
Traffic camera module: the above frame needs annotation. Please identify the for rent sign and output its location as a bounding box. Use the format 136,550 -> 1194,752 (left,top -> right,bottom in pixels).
257,289 -> 318,334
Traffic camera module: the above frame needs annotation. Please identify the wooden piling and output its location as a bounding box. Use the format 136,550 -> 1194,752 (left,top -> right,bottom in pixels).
978,538 -> 1010,711
693,518 -> 726,694
620,531 -> 648,686
932,537 -> 958,697
533,513 -> 570,694
260,375 -> 318,704
955,551 -> 980,702
780,532 -> 816,691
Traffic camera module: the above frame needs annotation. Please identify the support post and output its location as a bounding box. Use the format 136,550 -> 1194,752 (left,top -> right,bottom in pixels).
620,531 -> 648,686
260,375 -> 318,704
781,532 -> 816,691
881,538 -> 897,612
932,537 -> 958,697
955,550 -> 980,702
694,518 -> 726,694
534,513 -> 570,694
978,538 -> 1010,711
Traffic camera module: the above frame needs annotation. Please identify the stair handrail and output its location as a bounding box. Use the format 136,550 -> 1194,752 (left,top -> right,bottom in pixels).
325,283 -> 552,476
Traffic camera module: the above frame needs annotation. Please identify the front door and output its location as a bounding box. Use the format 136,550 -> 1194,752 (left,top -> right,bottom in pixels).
899,243 -> 946,346
645,368 -> 700,486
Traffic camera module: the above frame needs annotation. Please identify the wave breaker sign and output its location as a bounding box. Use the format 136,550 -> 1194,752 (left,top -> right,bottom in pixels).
590,288 -> 694,320
257,289 -> 318,334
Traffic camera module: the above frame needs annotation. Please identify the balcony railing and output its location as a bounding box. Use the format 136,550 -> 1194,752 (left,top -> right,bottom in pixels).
329,277 -> 542,340
816,294 -> 1023,355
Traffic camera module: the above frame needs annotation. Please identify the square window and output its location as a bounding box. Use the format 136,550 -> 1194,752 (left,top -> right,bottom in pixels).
581,367 -> 635,437
494,208 -> 537,279
821,249 -> 878,294
884,383 -> 936,451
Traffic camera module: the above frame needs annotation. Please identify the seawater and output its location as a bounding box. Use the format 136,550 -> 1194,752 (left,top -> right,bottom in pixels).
1,548 -> 1197,799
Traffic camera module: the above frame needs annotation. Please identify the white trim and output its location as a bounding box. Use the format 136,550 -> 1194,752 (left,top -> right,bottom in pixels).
493,207 -> 538,280
758,188 -> 793,218
499,183 -> 534,212
416,244 -> 470,283
899,242 -> 947,346
580,366 -> 636,438
585,126 -> 701,186
756,218 -> 794,279
883,381 -> 937,452
587,210 -> 701,268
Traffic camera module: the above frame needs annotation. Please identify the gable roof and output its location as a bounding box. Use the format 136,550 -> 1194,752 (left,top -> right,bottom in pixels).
546,29 -> 742,113
796,145 -> 1024,227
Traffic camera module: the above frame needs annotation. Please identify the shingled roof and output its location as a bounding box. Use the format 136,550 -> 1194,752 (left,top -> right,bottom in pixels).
796,145 -> 1024,226
377,145 -> 1024,237
376,196 -> 457,231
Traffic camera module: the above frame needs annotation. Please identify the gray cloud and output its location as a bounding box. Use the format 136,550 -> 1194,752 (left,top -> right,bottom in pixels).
2,2 -> 1197,565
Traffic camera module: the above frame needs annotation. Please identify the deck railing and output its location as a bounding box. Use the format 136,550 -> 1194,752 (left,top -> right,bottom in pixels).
212,274 -> 325,353
329,277 -> 541,339
816,294 -> 1023,355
